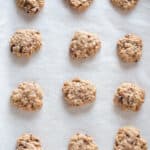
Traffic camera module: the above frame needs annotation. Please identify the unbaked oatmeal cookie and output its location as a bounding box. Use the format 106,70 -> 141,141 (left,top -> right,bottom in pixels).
16,0 -> 45,15
114,127 -> 147,150
11,82 -> 43,111
62,78 -> 96,106
10,29 -> 42,57
111,0 -> 138,10
70,31 -> 101,60
69,133 -> 98,150
16,133 -> 42,150
114,83 -> 145,111
117,34 -> 143,63
68,0 -> 93,11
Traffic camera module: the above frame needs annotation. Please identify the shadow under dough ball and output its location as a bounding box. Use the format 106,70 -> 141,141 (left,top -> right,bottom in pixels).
111,0 -> 138,10
16,0 -> 45,15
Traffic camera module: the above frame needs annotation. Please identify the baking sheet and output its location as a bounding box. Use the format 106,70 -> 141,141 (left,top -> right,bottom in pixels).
0,0 -> 150,149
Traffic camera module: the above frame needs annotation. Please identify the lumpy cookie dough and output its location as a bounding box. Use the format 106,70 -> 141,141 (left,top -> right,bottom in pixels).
70,31 -> 101,60
62,78 -> 96,106
111,0 -> 138,10
69,133 -> 98,150
68,0 -> 93,11
11,82 -> 43,111
10,29 -> 42,57
16,0 -> 45,15
117,34 -> 143,63
114,83 -> 145,111
16,133 -> 42,150
114,127 -> 147,150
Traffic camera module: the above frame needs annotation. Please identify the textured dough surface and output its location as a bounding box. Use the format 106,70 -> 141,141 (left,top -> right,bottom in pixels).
69,133 -> 99,150
16,133 -> 42,150
114,127 -> 147,150
10,29 -> 42,57
68,0 -> 94,11
16,0 -> 45,14
111,0 -> 138,10
70,31 -> 101,60
62,78 -> 96,106
11,82 -> 43,111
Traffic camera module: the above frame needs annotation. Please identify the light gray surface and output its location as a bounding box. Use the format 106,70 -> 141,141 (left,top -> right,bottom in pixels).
0,0 -> 150,149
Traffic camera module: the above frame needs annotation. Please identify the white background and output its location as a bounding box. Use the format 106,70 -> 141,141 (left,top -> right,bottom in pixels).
0,0 -> 150,149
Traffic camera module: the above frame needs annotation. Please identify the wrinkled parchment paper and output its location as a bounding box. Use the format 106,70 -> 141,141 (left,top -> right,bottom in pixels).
0,0 -> 150,149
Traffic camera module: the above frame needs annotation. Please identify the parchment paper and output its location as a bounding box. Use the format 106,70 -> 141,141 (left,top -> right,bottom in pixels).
0,0 -> 150,149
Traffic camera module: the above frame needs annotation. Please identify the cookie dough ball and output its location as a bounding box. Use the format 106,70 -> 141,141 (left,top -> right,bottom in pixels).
62,78 -> 96,106
111,0 -> 138,10
16,133 -> 42,150
69,133 -> 98,150
70,31 -> 101,60
114,127 -> 147,150
11,82 -> 43,111
114,83 -> 145,111
16,0 -> 45,15
10,29 -> 42,57
68,0 -> 93,11
117,34 -> 143,63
